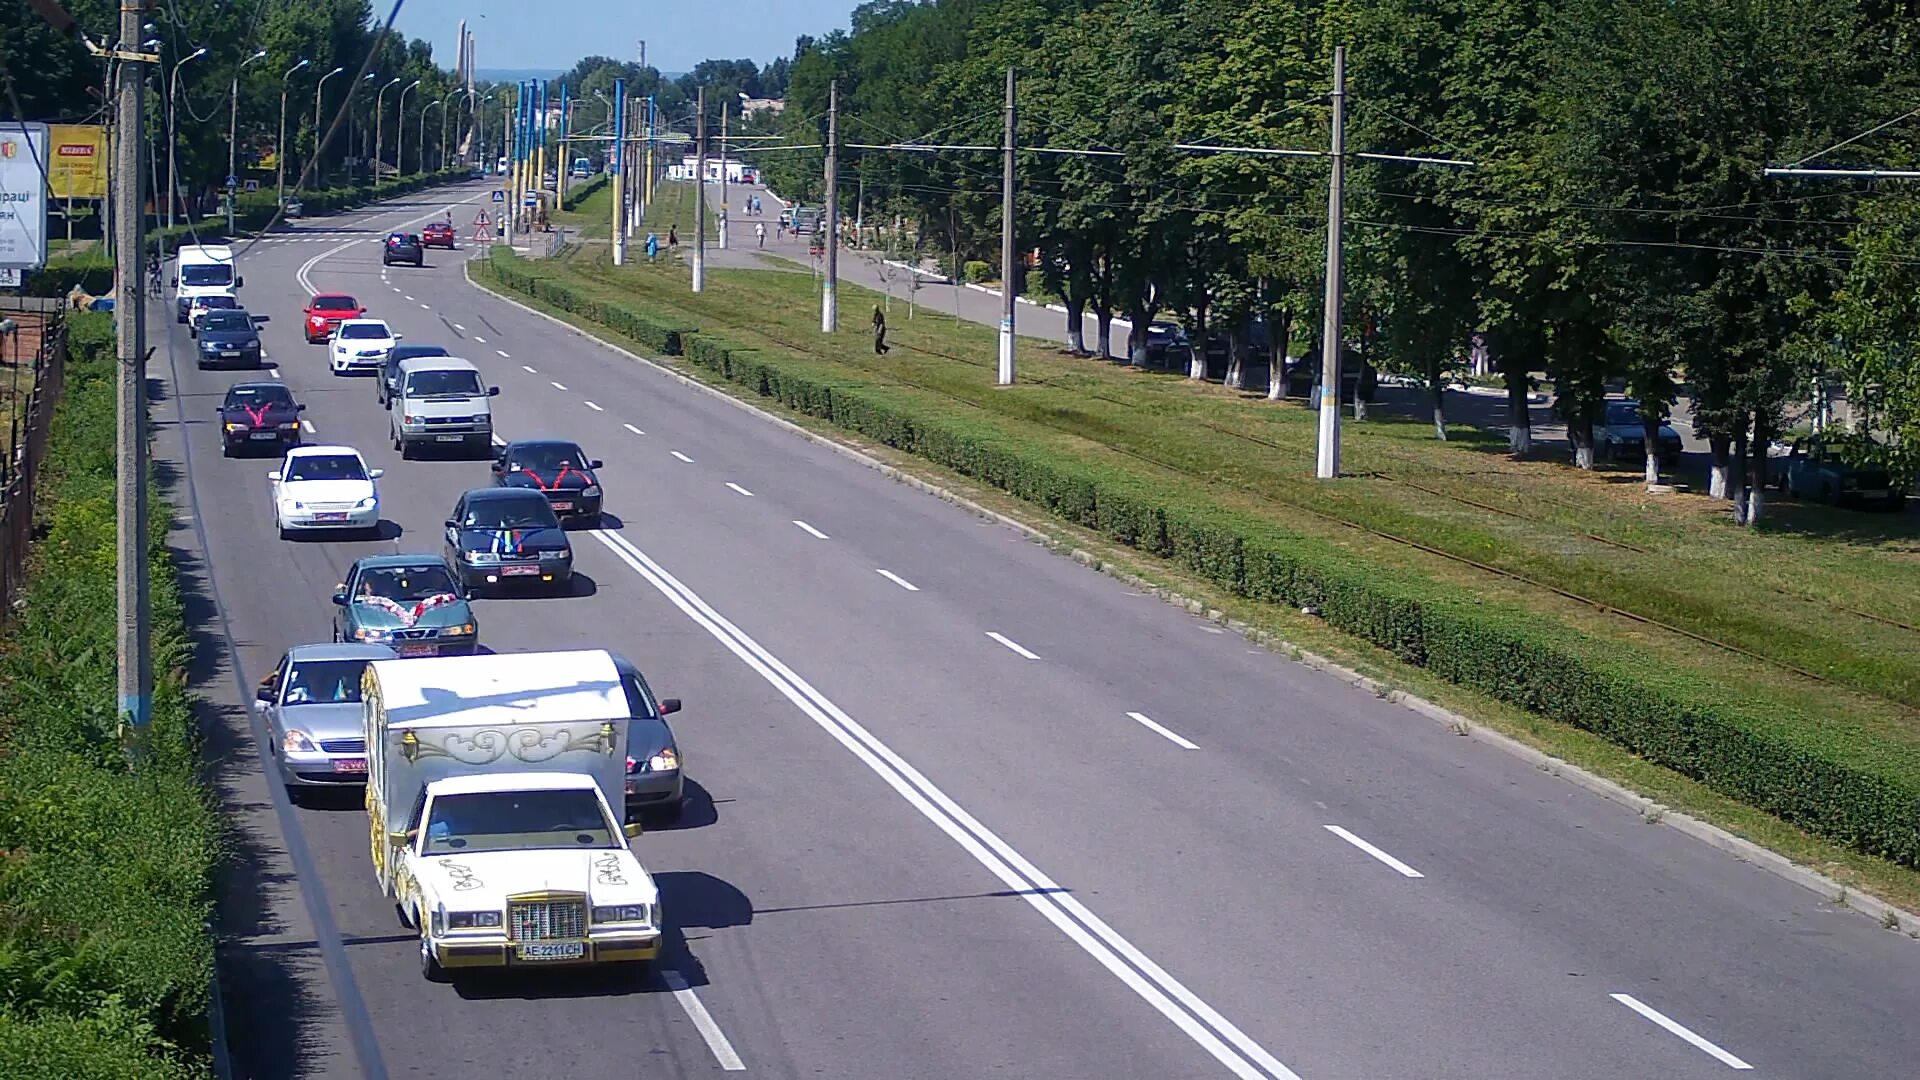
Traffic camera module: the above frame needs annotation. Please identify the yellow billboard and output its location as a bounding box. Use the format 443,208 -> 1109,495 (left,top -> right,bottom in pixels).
47,124 -> 107,200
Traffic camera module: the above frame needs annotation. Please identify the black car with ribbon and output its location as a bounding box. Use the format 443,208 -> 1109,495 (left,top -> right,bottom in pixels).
218,382 -> 305,457
442,487 -> 574,595
491,439 -> 605,526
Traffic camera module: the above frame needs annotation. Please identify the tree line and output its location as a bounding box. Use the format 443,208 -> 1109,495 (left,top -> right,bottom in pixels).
730,0 -> 1920,520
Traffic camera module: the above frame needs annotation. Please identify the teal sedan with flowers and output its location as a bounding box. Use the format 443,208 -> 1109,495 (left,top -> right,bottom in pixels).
331,554 -> 480,657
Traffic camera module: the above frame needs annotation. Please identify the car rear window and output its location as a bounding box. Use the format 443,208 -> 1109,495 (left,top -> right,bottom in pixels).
202,311 -> 253,331
314,295 -> 357,310
225,384 -> 293,407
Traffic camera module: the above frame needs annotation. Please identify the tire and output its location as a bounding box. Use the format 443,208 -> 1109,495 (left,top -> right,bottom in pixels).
398,435 -> 414,460
397,898 -> 418,930
221,441 -> 233,459
419,931 -> 448,983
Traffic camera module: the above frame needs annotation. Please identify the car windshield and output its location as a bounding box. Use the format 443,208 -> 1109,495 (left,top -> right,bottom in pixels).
506,443 -> 588,473
464,496 -> 559,529
422,789 -> 618,854
282,658 -> 368,704
314,295 -> 357,311
285,454 -> 366,482
391,346 -> 450,363
181,263 -> 233,286
355,564 -> 459,602
225,385 -> 293,408
202,311 -> 253,331
405,369 -> 483,397
340,323 -> 391,340
1605,402 -> 1643,426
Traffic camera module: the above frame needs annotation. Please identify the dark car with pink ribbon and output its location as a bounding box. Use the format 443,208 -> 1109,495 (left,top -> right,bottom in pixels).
218,381 -> 305,457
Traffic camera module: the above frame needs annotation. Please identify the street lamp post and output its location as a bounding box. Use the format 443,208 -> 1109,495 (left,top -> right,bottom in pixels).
422,98 -> 441,174
437,88 -> 459,171
396,79 -> 421,175
275,58 -> 309,214
228,49 -> 267,230
375,76 -> 401,181
311,65 -> 344,188
167,46 -> 207,231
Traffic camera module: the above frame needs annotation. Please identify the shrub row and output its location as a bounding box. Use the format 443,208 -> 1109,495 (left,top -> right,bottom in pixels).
478,258 -> 1920,871
479,251 -> 691,357
0,313 -> 219,1077
24,169 -> 466,297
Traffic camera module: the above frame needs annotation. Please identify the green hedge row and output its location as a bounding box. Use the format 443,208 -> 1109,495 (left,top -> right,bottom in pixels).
479,257 -> 1920,871
24,169 -> 467,297
0,313 -> 219,1077
479,251 -> 690,357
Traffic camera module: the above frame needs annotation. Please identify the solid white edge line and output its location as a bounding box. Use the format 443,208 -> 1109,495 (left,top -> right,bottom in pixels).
1126,711 -> 1199,750
726,482 -> 753,497
585,401 -> 603,411
624,423 -> 645,436
792,519 -> 827,539
1609,994 -> 1753,1070
671,450 -> 694,463
661,969 -> 745,1071
1323,825 -> 1425,879
875,569 -> 920,591
986,631 -> 1040,660
586,529 -> 1292,1080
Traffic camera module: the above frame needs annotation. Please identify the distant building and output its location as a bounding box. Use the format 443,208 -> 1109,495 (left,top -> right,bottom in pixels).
666,155 -> 759,184
739,98 -> 785,119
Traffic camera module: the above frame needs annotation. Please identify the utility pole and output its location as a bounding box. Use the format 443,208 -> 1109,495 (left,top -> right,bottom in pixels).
557,84 -> 569,211
611,78 -> 626,265
694,85 -> 707,291
822,78 -> 838,332
1314,46 -> 1347,480
718,99 -> 729,249
997,66 -> 1016,385
115,2 -> 154,750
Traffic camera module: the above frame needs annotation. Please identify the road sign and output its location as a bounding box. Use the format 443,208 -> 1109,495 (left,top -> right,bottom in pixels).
225,173 -> 238,189
244,179 -> 259,192
0,268 -> 20,288
523,192 -> 538,206
0,123 -> 50,273
474,209 -> 491,227
491,189 -> 505,203
473,222 -> 493,243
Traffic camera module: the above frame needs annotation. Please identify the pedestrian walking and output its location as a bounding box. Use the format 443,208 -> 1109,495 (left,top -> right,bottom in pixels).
645,232 -> 660,262
872,305 -> 890,355
668,225 -> 678,250
755,221 -> 766,249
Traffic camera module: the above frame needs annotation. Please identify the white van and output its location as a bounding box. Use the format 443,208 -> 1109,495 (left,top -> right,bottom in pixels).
173,244 -> 242,324
389,356 -> 499,458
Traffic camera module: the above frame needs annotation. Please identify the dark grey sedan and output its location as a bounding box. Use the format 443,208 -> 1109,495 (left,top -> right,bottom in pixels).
254,642 -> 397,803
614,654 -> 685,822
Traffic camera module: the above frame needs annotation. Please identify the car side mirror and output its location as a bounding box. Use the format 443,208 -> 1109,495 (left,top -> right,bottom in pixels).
253,314 -> 270,324
169,276 -> 178,287
235,275 -> 245,288
301,307 -> 312,314
487,386 -> 500,396
388,829 -> 412,846
588,459 -> 603,470
296,403 -> 307,412
444,518 -> 458,530
624,822 -> 643,839
331,591 -> 348,606
658,698 -> 681,716
266,470 -> 281,481
391,333 -> 404,340
255,685 -> 276,703
368,468 -> 385,479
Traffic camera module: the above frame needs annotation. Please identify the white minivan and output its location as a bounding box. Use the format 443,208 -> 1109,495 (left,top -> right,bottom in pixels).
173,244 -> 242,324
389,356 -> 499,458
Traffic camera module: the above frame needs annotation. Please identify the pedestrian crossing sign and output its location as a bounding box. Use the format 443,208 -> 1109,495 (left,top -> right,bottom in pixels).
474,210 -> 491,227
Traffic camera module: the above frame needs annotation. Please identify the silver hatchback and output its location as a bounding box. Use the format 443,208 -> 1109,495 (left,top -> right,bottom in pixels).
255,642 -> 398,803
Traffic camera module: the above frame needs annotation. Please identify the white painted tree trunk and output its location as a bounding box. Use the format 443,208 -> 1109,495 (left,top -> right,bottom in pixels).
1510,424 -> 1532,456
1709,465 -> 1727,499
1267,366 -> 1285,400
1191,350 -> 1208,381
1744,485 -> 1765,525
1574,443 -> 1594,470
1432,401 -> 1447,440
1065,302 -> 1086,356
1645,450 -> 1661,487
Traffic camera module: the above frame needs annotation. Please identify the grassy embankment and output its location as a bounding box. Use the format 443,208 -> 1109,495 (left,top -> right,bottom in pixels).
473,228 -> 1920,915
0,314 -> 219,1077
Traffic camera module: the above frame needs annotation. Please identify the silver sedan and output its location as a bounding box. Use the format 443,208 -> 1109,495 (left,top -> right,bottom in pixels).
255,642 -> 397,803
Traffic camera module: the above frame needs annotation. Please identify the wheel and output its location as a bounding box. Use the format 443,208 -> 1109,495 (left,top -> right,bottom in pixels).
276,513 -> 292,541
419,931 -> 448,983
397,898 -> 418,930
221,441 -> 233,459
398,436 -> 413,460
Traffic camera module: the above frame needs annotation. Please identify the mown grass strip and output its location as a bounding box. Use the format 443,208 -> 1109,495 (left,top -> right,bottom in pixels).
0,313 -> 218,1078
476,249 -> 1920,872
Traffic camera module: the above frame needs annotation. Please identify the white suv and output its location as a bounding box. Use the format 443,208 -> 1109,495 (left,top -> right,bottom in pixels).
329,318 -> 401,375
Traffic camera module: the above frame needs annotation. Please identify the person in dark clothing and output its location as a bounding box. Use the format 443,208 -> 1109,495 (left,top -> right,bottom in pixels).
872,305 -> 890,355
667,226 -> 679,250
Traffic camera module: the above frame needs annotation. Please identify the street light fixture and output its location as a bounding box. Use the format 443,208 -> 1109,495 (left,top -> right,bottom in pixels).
434,88 -> 460,172
395,78 -> 422,175
166,46 -> 207,231
422,97 -> 445,174
311,65 -> 345,188
276,58 -> 310,211
225,49 -> 268,229
375,75 -> 401,181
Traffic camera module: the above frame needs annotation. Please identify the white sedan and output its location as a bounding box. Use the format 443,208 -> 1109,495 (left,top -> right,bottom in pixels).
269,445 -> 384,539
329,318 -> 401,375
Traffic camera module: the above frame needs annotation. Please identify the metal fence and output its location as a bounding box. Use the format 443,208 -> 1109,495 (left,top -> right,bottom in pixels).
0,305 -> 69,618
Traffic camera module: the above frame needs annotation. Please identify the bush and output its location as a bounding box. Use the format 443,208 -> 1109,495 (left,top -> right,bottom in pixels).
963,259 -> 992,284
0,313 -> 218,1078
478,259 -> 1920,871
480,250 -> 689,355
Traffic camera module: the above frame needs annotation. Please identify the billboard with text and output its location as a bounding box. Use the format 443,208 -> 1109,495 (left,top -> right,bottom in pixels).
47,124 -> 107,200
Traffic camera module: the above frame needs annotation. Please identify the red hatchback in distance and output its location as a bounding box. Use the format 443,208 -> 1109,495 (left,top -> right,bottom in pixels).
421,222 -> 456,249
304,294 -> 365,344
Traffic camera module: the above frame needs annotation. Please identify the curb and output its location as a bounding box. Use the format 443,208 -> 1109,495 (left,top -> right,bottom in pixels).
463,260 -> 1920,942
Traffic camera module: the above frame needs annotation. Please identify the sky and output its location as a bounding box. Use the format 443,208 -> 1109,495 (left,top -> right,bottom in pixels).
391,0 -> 855,76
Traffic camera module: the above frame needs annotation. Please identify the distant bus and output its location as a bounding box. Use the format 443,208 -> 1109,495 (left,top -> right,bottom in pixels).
570,157 -> 591,178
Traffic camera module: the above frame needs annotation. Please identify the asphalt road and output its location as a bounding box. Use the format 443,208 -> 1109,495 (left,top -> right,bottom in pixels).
155,181 -> 1920,1080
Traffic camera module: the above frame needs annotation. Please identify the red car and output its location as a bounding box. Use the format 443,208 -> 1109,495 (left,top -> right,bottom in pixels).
304,293 -> 365,344
421,222 -> 457,249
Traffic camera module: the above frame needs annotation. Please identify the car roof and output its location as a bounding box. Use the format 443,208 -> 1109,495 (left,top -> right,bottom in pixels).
399,354 -> 477,372
286,642 -> 398,662
429,771 -> 600,797
503,438 -> 582,452
390,344 -> 451,358
464,485 -> 548,503
337,318 -> 391,330
312,294 -> 358,306
225,381 -> 287,395
353,552 -> 452,571
287,443 -> 363,458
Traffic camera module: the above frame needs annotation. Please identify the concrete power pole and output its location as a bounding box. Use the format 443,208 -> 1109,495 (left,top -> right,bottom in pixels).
116,1 -> 154,748
998,66 -> 1017,385
611,79 -> 626,265
822,78 -> 838,333
1314,46 -> 1347,480
694,85 -> 707,292
718,100 -> 729,250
